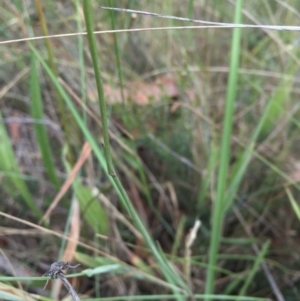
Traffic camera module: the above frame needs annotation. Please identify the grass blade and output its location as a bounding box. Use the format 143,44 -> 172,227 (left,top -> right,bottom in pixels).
224,83 -> 280,211
76,183 -> 108,234
33,0 -> 74,163
260,65 -> 296,136
82,1 -> 114,175
205,0 -> 243,297
82,0 -> 188,291
286,187 -> 300,221
30,54 -> 59,189
238,240 -> 270,298
0,112 -> 42,218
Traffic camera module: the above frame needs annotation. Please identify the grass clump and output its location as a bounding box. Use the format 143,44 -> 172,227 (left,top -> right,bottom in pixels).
0,1 -> 299,301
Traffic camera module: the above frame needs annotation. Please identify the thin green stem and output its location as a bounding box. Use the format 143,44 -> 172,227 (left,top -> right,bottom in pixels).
83,0 -> 115,175
82,0 -> 187,292
204,0 -> 243,297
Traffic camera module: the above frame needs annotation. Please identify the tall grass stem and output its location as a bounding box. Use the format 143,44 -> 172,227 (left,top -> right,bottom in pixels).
204,0 -> 243,297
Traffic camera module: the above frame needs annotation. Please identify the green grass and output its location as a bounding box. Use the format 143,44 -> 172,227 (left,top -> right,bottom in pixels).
30,54 -> 59,189
0,1 -> 300,300
205,1 -> 244,297
0,111 -> 42,218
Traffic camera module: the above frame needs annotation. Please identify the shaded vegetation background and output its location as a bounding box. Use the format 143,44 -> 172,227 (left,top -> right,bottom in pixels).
1,0 -> 300,300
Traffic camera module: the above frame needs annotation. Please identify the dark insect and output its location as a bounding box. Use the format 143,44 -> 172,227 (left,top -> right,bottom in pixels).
44,261 -> 80,280
43,261 -> 80,301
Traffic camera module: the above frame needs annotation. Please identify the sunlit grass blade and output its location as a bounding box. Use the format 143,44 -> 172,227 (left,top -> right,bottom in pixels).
0,112 -> 42,218
205,0 -> 243,297
30,54 -> 59,189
